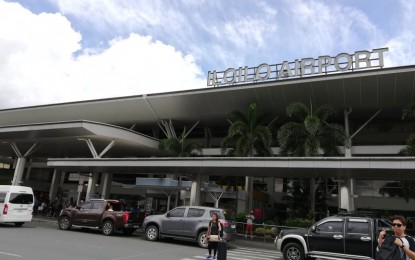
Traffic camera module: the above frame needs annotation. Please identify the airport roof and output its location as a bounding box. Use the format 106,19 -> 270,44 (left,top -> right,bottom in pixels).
0,65 -> 414,160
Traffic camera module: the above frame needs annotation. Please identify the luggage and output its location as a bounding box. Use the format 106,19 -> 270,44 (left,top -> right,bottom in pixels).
217,240 -> 227,260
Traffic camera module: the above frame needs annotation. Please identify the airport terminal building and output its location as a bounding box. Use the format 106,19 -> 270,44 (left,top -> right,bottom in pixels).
1,47 -> 415,218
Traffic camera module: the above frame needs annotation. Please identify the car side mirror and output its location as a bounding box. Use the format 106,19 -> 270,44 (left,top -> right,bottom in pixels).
311,225 -> 317,233
166,212 -> 170,218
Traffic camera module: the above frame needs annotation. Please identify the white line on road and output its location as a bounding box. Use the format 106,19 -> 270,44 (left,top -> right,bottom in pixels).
0,251 -> 22,258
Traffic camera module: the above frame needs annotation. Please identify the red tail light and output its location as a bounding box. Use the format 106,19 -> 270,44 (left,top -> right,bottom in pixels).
122,213 -> 129,223
3,204 -> 8,215
220,220 -> 229,227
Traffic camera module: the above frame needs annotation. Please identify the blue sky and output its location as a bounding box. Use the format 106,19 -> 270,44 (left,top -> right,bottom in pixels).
0,0 -> 414,108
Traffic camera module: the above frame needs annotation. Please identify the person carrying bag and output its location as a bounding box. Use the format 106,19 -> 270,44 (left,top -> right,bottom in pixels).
206,213 -> 222,259
377,215 -> 415,260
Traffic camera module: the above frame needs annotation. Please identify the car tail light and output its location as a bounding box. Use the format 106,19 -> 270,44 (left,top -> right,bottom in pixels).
220,220 -> 229,227
3,204 -> 8,215
122,213 -> 129,223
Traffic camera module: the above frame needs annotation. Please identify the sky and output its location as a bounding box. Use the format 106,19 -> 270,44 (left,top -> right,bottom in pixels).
0,0 -> 414,109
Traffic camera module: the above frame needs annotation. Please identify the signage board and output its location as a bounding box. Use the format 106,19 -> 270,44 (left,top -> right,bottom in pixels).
207,47 -> 388,86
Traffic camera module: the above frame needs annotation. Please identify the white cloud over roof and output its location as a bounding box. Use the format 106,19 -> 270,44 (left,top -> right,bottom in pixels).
0,1 -> 205,109
1,0 -> 415,109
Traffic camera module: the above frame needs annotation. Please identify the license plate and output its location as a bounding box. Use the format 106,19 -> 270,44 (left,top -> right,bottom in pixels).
231,225 -> 236,229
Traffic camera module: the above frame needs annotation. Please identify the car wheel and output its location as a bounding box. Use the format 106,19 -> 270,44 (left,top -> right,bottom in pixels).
122,228 -> 135,235
283,242 -> 305,260
102,220 -> 115,236
58,216 -> 72,230
145,225 -> 159,241
197,231 -> 208,248
14,222 -> 24,227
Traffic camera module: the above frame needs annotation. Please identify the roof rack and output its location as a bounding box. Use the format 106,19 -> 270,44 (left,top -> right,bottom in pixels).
335,211 -> 376,218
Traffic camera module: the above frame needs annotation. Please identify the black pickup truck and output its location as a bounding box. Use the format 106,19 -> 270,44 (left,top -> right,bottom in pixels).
58,199 -> 146,236
275,214 -> 392,260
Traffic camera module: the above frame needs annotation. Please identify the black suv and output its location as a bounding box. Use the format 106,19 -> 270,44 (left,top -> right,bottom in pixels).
275,213 -> 392,260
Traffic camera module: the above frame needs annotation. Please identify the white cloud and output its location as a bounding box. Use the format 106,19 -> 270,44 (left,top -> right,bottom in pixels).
383,0 -> 415,67
282,0 -> 381,56
0,1 -> 205,109
49,0 -> 280,69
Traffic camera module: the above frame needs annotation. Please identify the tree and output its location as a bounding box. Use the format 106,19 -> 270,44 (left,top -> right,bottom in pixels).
278,102 -> 346,157
401,102 -> 415,155
221,103 -> 273,157
221,103 -> 273,211
278,102 -> 346,221
159,127 -> 201,157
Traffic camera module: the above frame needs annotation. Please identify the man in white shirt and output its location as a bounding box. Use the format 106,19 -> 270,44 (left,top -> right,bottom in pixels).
378,215 -> 415,260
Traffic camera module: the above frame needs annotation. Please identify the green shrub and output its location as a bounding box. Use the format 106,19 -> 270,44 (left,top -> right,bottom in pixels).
236,212 -> 247,223
254,227 -> 278,237
284,218 -> 312,228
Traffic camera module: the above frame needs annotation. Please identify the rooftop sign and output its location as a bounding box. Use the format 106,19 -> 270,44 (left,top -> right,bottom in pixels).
207,47 -> 388,86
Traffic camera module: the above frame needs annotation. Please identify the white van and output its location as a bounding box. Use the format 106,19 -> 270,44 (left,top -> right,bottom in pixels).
0,185 -> 34,226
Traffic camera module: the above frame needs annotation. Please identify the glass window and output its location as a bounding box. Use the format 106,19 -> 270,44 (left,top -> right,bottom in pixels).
80,202 -> 93,210
377,219 -> 392,232
92,202 -> 104,210
0,192 -> 6,203
317,221 -> 343,233
168,208 -> 185,217
187,208 -> 205,218
348,222 -> 370,234
9,193 -> 33,204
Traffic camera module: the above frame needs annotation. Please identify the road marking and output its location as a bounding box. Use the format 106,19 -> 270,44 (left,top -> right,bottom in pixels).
0,251 -> 22,258
180,247 -> 281,260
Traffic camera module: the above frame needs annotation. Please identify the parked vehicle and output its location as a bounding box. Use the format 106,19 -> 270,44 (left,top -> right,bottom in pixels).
0,185 -> 34,227
142,206 -> 237,248
275,212 -> 392,260
58,199 -> 145,235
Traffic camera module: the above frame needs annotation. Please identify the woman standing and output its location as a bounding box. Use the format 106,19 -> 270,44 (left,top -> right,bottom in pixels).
206,213 -> 222,259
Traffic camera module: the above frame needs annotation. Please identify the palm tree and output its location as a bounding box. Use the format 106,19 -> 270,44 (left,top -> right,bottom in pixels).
278,102 -> 345,156
159,127 -> 201,157
401,103 -> 415,155
221,103 -> 273,211
278,102 -> 346,221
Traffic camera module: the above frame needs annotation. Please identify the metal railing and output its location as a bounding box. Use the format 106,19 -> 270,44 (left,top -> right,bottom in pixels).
234,221 -> 303,243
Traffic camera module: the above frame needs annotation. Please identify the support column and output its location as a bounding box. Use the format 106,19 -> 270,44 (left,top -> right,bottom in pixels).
190,174 -> 201,206
85,173 -> 98,200
12,157 -> 26,186
266,177 -> 275,205
9,142 -> 37,186
101,173 -> 113,199
338,178 -> 355,211
344,108 -> 352,157
245,176 -> 253,212
78,138 -> 116,200
207,192 -> 224,208
25,159 -> 32,180
49,169 -> 60,200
